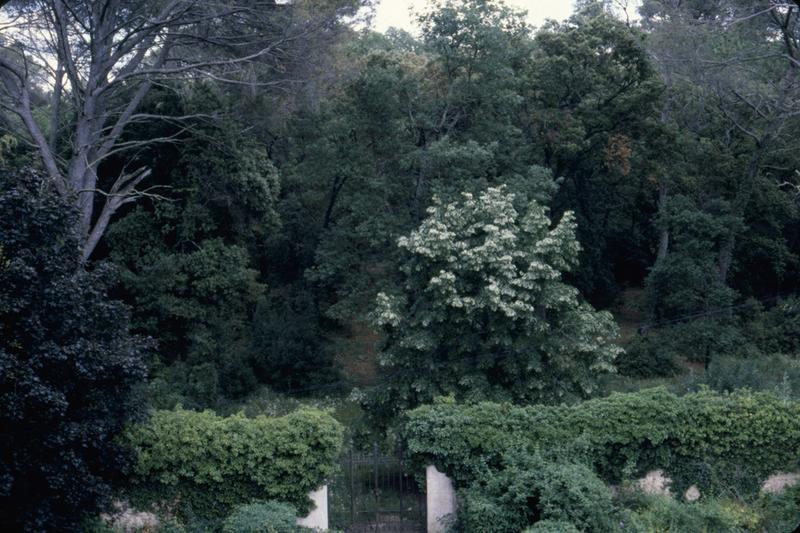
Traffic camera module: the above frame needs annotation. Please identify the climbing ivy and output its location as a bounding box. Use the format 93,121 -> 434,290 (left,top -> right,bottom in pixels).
402,388 -> 800,496
125,407 -> 343,523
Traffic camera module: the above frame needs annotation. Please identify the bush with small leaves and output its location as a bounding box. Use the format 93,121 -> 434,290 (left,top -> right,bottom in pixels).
699,354 -> 800,399
615,333 -> 681,378
757,483 -> 800,533
625,494 -> 744,532
457,451 -> 617,533
222,501 -> 298,533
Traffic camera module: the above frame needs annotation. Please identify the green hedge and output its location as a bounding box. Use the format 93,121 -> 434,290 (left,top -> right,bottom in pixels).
125,407 -> 343,521
401,388 -> 800,495
222,500 -> 298,533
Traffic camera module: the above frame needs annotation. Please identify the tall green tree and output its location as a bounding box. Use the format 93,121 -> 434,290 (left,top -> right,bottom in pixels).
282,0 -> 554,324
365,186 -> 621,424
639,196 -> 744,367
105,86 -> 275,406
639,0 -> 800,296
527,6 -> 665,303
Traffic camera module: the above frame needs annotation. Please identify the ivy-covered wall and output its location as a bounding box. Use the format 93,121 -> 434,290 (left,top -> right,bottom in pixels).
401,388 -> 800,495
125,407 -> 343,521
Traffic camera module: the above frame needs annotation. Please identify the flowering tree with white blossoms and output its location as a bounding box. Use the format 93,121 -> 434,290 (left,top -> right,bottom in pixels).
365,186 -> 622,423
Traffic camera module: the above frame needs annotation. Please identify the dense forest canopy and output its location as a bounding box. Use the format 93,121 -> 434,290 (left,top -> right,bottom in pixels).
2,0 -> 800,531
1,0 -> 798,419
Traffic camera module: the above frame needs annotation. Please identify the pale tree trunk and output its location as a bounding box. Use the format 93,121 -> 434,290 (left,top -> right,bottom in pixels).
47,62 -> 63,152
653,69 -> 673,265
646,83 -> 674,323
656,181 -> 669,261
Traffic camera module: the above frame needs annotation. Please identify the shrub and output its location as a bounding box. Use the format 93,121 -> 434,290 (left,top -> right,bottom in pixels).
457,451 -> 617,533
741,297 -> 800,356
250,285 -> 340,393
757,483 -> 800,533
616,333 -> 681,378
622,297 -> 800,380
698,354 -> 800,399
125,407 -> 343,523
402,388 -> 800,496
456,490 -> 519,533
222,501 -> 298,533
718,500 -> 763,532
625,494 -> 744,532
529,459 -> 616,531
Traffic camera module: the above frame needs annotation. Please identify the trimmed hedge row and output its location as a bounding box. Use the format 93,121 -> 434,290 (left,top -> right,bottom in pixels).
401,388 -> 800,495
125,407 -> 343,521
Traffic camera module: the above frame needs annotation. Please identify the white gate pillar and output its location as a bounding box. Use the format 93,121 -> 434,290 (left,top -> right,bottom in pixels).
426,465 -> 456,533
297,485 -> 328,531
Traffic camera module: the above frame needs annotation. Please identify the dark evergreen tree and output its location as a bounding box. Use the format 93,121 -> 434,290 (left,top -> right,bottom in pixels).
0,167 -> 148,531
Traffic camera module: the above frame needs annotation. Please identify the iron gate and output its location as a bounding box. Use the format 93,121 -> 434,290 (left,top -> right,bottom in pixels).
329,445 -> 426,532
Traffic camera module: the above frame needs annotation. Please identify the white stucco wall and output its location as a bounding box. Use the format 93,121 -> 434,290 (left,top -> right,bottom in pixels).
426,465 -> 456,533
297,485 -> 328,531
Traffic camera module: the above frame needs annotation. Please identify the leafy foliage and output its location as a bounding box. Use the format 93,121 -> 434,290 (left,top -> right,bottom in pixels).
125,407 -> 343,524
283,0 -> 557,323
622,493 -> 745,533
105,87 -> 283,406
615,334 -> 681,378
0,167 -> 148,532
222,500 -> 299,533
115,233 -> 265,405
740,297 -> 800,356
365,186 -> 621,424
402,388 -> 800,496
638,196 -> 744,367
3,0 -> 800,528
699,354 -> 800,400
622,296 -> 800,380
756,483 -> 800,533
457,451 -> 617,533
523,520 -> 582,533
529,7 -> 664,304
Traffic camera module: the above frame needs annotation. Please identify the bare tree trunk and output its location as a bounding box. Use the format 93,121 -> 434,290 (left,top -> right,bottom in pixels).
656,181 -> 669,261
48,62 -> 63,152
655,69 -> 674,264
323,175 -> 348,230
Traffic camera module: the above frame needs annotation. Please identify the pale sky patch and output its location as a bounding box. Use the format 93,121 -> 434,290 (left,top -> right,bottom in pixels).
371,0 -> 578,34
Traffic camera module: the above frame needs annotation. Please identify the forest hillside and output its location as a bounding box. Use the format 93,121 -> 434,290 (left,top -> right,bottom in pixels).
1,0 -> 800,531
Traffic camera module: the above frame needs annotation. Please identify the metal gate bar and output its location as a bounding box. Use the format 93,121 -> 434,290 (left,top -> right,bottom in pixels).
330,445 -> 426,532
